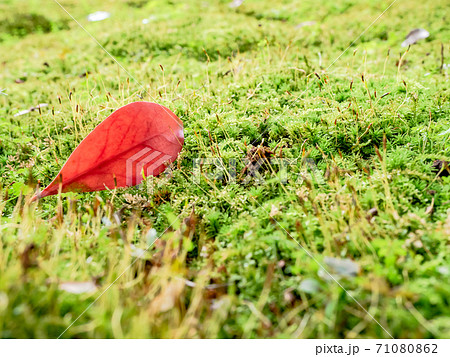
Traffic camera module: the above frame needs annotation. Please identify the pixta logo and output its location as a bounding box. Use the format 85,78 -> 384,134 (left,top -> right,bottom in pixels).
193,157 -> 325,185
126,147 -> 172,186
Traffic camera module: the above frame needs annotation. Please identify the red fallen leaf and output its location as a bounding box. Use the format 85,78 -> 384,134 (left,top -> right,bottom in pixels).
34,101 -> 183,199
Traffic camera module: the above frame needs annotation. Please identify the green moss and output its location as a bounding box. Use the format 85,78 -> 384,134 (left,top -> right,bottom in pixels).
0,0 -> 449,339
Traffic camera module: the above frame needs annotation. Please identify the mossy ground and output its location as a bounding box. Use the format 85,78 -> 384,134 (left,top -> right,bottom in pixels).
0,0 -> 449,338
